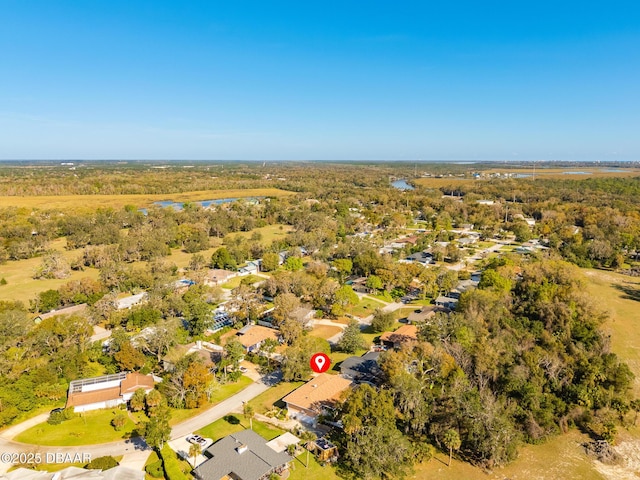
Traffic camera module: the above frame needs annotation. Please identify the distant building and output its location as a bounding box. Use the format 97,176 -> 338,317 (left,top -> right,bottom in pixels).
66,372 -> 155,412
379,325 -> 419,349
283,373 -> 352,425
34,303 -> 87,324
476,200 -> 495,205
193,429 -> 292,480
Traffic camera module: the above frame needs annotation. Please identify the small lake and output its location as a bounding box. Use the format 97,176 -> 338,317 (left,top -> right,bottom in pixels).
391,179 -> 415,190
154,197 -> 262,210
562,171 -> 592,175
600,169 -> 630,173
139,197 -> 262,214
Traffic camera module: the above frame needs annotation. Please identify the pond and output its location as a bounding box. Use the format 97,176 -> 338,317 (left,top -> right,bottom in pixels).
138,196 -> 263,214
391,179 -> 415,190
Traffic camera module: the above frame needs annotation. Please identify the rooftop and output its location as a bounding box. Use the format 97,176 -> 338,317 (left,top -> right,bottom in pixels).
380,324 -> 419,346
237,325 -> 279,348
282,373 -> 352,412
194,429 -> 291,480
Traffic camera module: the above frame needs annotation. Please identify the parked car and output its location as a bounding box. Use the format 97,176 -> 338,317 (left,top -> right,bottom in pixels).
239,366 -> 248,373
186,434 -> 205,445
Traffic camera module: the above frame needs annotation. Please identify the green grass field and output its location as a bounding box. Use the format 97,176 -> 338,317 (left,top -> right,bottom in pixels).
247,381 -> 304,414
288,452 -> 341,480
221,274 -> 264,290
195,415 -> 284,443
0,188 -> 294,209
583,268 -> 640,396
14,409 -> 146,446
347,297 -> 386,317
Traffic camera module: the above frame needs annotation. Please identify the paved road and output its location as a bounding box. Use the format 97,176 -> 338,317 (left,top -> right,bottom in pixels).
0,372 -> 281,474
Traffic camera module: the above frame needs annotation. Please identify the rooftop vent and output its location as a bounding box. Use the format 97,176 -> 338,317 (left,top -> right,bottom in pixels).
236,444 -> 248,454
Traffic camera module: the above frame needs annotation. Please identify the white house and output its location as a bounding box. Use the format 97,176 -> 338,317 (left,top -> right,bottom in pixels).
66,372 -> 155,412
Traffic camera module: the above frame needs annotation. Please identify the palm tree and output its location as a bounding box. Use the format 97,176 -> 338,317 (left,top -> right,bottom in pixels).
243,402 -> 255,430
299,431 -> 317,468
189,442 -> 202,467
442,429 -> 461,467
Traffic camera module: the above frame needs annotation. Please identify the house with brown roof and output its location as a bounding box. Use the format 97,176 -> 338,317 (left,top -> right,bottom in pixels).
282,373 -> 352,425
379,324 -> 419,349
66,372 -> 155,412
236,325 -> 279,353
34,303 -> 87,324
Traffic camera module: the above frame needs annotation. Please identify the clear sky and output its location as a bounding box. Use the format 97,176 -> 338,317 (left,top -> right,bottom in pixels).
1,1 -> 639,161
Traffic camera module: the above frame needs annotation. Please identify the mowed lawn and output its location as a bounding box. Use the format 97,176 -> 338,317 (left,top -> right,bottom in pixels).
247,381 -> 304,414
348,297 -> 386,317
14,409 -> 146,446
308,324 -> 343,340
195,415 -> 283,443
288,452 -> 341,480
0,188 -> 294,209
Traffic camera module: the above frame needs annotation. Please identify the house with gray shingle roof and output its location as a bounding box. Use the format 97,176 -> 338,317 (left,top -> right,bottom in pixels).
193,429 -> 292,480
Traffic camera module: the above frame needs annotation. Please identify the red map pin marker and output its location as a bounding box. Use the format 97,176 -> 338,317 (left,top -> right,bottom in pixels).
310,353 -> 331,373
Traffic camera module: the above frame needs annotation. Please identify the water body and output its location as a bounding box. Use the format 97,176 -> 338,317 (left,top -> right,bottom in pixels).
562,171 -> 592,175
139,196 -> 262,214
391,179 -> 415,190
515,174 -> 532,178
600,169 -> 630,173
154,197 -> 262,210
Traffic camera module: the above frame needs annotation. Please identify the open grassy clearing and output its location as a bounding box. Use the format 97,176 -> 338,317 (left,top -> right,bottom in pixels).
583,268 -> 640,396
413,430 -> 604,480
413,177 -> 476,188
247,381 -> 304,415
228,223 -> 293,244
0,188 -> 294,209
347,297 -> 386,317
288,452 -> 341,480
308,324 -> 343,340
195,415 -> 283,444
221,274 -> 264,290
14,409 -> 146,446
484,167 -> 640,179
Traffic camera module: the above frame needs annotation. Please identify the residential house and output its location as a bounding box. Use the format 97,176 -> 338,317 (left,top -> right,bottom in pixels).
162,341 -> 221,372
238,260 -> 261,276
340,351 -> 382,384
66,372 -> 155,412
115,292 -> 147,310
407,305 -> 443,324
34,303 -> 87,324
205,269 -> 238,286
435,295 -> 459,310
193,429 -> 292,480
476,199 -> 495,205
236,325 -> 279,353
402,251 -> 433,266
457,236 -> 477,246
379,325 -> 419,349
283,373 -> 352,425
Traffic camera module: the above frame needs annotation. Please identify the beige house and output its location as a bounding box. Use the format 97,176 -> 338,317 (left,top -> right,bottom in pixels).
282,373 -> 352,425
66,372 -> 155,412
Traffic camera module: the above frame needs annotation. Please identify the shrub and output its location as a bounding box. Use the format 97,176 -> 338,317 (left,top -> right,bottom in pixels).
86,456 -> 118,470
159,444 -> 188,480
145,459 -> 164,478
111,413 -> 127,431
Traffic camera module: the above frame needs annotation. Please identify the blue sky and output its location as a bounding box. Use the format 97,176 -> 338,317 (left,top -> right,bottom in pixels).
1,1 -> 639,160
